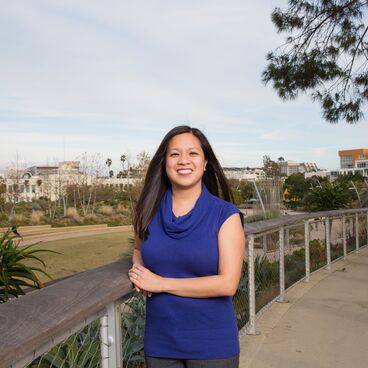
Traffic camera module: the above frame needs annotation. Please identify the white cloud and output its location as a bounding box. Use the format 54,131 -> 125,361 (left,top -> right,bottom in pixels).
0,0 -> 367,171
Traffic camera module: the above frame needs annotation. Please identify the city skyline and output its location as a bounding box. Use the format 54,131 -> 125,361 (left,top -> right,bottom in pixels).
1,1 -> 367,173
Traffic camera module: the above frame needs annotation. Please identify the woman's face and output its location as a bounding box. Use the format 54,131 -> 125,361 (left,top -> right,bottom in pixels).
165,132 -> 207,190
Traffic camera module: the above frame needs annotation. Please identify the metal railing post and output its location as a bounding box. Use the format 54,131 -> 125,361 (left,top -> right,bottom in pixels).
367,212 -> 368,246
247,234 -> 257,335
100,315 -> 109,368
304,220 -> 310,282
100,300 -> 123,368
342,215 -> 347,259
355,213 -> 359,252
325,217 -> 331,270
278,226 -> 285,302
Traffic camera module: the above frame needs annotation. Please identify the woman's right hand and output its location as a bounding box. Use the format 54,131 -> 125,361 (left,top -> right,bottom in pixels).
131,235 -> 152,297
129,263 -> 152,297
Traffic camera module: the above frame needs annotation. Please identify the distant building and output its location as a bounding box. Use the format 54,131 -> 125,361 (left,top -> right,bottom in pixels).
279,160 -> 299,176
305,148 -> 368,180
223,167 -> 265,181
2,161 -> 134,203
339,148 -> 368,169
298,162 -> 319,173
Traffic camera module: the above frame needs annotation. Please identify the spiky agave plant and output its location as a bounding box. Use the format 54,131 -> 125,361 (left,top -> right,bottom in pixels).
0,228 -> 57,303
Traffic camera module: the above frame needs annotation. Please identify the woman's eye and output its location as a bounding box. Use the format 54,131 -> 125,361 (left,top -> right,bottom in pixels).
170,153 -> 179,157
190,152 -> 198,156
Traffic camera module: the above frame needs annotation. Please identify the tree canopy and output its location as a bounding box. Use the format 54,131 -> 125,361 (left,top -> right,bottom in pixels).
263,0 -> 368,123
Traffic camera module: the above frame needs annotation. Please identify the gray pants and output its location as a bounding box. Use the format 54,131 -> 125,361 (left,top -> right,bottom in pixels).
145,355 -> 239,368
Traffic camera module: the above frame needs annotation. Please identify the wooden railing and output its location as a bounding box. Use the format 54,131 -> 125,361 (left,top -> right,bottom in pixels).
0,208 -> 367,368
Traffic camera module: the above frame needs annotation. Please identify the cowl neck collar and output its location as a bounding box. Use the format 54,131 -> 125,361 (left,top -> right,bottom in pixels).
160,182 -> 210,239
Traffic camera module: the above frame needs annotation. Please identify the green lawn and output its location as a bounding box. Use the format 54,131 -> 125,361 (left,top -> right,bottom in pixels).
24,231 -> 134,283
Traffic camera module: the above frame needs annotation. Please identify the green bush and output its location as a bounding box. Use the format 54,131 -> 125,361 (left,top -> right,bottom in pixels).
122,293 -> 146,367
244,211 -> 278,223
0,229 -> 56,303
28,322 -> 100,368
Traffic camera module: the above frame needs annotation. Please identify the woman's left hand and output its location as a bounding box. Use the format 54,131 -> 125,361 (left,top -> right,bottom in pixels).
128,264 -> 164,294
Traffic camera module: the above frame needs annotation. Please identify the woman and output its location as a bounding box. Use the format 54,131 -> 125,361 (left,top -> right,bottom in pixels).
128,126 -> 245,368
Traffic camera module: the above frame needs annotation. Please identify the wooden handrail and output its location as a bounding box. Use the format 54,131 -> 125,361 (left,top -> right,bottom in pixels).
0,259 -> 133,368
243,208 -> 368,235
0,208 -> 367,367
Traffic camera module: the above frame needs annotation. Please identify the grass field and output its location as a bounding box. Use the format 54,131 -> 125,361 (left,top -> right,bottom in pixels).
23,231 -> 134,283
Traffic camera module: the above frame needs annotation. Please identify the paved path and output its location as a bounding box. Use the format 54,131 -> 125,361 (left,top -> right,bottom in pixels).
240,246 -> 368,368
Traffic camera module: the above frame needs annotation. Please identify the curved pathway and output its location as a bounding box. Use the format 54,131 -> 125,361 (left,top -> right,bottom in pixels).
240,246 -> 368,368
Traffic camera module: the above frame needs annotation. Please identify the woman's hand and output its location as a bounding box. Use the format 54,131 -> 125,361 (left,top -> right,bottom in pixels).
128,264 -> 164,294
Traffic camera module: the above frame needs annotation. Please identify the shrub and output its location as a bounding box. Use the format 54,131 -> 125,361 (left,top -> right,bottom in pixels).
121,293 -> 146,367
29,321 -> 100,368
8,213 -> 27,226
65,207 -> 83,223
0,229 -> 56,303
30,211 -> 44,225
244,211 -> 278,223
116,203 -> 130,215
97,205 -> 114,216
84,213 -> 99,222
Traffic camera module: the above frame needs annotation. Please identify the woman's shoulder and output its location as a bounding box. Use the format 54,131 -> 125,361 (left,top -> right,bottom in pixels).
207,190 -> 238,211
206,192 -> 244,230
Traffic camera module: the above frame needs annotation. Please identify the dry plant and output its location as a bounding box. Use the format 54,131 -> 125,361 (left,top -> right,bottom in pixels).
66,207 -> 81,222
85,213 -> 99,222
98,205 -> 114,216
8,213 -> 26,225
30,211 -> 44,225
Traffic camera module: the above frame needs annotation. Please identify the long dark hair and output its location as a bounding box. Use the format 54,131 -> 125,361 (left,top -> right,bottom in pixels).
133,125 -> 233,240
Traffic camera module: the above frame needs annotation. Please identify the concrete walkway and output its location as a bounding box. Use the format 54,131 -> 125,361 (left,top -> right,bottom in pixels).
240,246 -> 368,368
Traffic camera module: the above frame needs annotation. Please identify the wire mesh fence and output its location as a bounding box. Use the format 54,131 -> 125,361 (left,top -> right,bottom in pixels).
284,223 -> 305,289
358,214 -> 368,247
233,259 -> 249,330
330,217 -> 344,261
121,293 -> 146,368
346,215 -> 356,253
253,231 -> 280,314
309,219 -> 327,271
27,318 -> 101,368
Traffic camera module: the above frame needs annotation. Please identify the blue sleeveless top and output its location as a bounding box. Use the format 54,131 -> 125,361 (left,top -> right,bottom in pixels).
141,183 -> 244,359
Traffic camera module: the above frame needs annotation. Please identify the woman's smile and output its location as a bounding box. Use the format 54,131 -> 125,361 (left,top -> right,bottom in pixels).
176,168 -> 193,175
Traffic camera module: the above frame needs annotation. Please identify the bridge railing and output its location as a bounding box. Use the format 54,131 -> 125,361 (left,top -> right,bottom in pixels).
0,208 -> 367,368
242,208 -> 368,336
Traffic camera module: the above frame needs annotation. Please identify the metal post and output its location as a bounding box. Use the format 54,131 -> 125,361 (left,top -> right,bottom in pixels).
304,220 -> 310,282
100,300 -> 123,368
355,213 -> 359,252
366,212 -> 368,246
247,234 -> 257,335
325,217 -> 331,270
100,315 -> 109,368
342,215 -> 347,259
278,226 -> 285,302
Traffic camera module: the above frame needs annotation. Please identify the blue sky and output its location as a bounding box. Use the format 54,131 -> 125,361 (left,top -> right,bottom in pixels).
1,0 -> 367,173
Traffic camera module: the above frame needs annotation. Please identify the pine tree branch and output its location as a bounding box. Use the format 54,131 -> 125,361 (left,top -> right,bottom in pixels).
343,24 -> 368,94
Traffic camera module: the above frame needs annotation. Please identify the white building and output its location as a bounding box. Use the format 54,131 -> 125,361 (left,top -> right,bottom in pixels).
223,167 -> 265,181
279,160 -> 299,176
3,161 -> 134,203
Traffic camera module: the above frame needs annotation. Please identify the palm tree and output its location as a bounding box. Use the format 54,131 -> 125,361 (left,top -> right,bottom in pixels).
120,155 -> 127,171
105,158 -> 112,177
